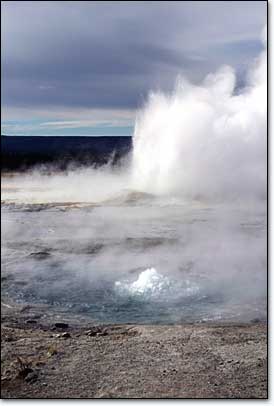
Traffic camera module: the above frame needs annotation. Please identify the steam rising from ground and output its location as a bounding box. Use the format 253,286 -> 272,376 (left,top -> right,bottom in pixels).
1,28 -> 267,323
2,29 -> 266,205
2,202 -> 266,323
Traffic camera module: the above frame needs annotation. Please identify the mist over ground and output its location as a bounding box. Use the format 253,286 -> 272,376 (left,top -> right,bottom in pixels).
1,28 -> 267,324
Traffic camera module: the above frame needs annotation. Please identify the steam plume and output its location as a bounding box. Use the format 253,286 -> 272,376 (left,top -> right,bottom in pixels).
132,30 -> 266,201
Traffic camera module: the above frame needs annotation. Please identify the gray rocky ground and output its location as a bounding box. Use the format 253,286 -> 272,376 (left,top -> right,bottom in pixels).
1,300 -> 267,399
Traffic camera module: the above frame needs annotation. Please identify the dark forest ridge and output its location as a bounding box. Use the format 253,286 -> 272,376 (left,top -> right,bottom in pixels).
1,135 -> 132,170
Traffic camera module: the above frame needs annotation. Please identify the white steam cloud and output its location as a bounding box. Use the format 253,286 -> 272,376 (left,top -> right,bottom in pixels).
2,28 -> 267,205
1,26 -> 267,323
132,32 -> 266,200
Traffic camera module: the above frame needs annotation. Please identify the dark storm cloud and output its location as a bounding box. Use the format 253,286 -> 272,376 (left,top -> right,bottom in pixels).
2,41 -> 199,109
2,1 -> 266,111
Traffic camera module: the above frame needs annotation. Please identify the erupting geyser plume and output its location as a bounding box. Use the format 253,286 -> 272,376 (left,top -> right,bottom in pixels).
1,26 -> 267,324
132,28 -> 267,201
2,30 -> 267,206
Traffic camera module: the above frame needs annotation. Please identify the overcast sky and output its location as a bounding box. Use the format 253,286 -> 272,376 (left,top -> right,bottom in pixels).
1,1 -> 267,136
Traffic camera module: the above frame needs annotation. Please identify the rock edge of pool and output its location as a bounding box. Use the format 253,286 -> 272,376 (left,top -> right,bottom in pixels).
1,299 -> 267,399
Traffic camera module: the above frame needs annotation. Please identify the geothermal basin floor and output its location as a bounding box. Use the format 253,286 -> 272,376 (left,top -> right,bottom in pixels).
1,301 -> 267,399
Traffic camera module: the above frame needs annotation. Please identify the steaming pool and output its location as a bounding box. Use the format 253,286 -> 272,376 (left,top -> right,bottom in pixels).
2,183 -> 267,325
1,21 -> 267,326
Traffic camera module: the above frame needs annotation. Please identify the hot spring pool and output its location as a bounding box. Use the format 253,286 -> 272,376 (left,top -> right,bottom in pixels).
1,194 -> 267,324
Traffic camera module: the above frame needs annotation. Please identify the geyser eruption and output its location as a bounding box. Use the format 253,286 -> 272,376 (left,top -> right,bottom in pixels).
1,26 -> 267,324
132,33 -> 266,201
2,31 -> 266,206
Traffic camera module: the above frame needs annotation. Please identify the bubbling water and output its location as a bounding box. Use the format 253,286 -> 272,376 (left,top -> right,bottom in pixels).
115,268 -> 171,298
115,267 -> 200,301
1,27 -> 267,324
